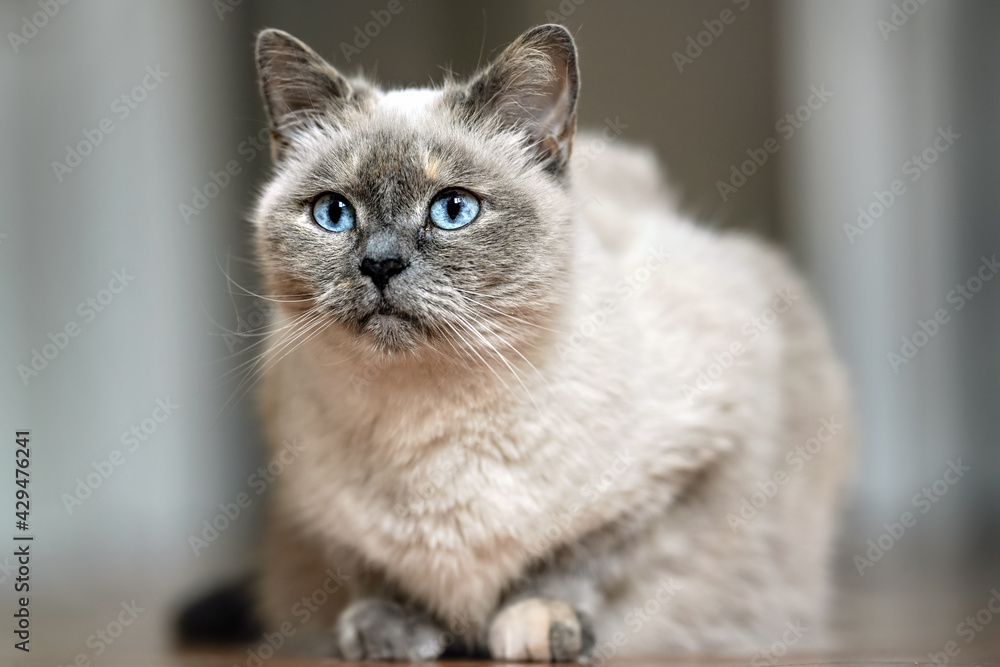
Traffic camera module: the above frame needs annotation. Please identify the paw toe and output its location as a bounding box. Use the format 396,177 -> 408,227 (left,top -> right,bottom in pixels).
336,598 -> 444,661
488,598 -> 588,662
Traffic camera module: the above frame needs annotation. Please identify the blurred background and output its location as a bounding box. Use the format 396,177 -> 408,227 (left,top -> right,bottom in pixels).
1,0 -> 998,662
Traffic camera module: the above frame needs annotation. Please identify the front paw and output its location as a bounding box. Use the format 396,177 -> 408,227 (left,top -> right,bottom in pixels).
336,598 -> 445,661
488,598 -> 593,662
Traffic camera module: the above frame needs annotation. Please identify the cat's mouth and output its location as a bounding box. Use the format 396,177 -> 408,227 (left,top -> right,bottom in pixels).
371,298 -> 415,321
356,298 -> 421,331
350,297 -> 425,351
376,302 -> 404,317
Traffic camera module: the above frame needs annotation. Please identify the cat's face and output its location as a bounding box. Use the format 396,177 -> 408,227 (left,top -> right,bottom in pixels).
253,26 -> 579,358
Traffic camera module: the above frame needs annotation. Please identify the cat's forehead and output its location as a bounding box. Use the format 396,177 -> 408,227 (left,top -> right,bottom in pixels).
377,88 -> 441,116
300,87 -> 453,168
287,87 -> 517,198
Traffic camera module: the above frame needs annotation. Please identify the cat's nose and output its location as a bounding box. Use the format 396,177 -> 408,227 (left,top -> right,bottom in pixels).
360,256 -> 408,291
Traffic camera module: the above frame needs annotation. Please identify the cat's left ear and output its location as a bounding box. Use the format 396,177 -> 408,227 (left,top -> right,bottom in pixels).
462,24 -> 580,173
255,28 -> 354,161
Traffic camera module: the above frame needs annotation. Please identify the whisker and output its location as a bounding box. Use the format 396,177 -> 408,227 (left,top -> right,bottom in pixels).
441,318 -> 512,394
452,288 -> 563,336
215,254 -> 314,304
450,310 -> 539,409
215,310 -> 330,421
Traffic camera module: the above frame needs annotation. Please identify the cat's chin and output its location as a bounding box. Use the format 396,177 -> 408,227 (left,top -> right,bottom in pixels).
356,306 -> 424,353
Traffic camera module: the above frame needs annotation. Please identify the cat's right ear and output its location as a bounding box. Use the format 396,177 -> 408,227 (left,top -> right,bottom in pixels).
460,24 -> 580,174
255,29 -> 352,161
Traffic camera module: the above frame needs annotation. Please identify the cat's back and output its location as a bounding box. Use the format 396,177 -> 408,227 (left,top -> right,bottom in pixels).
573,134 -> 812,328
571,135 -> 787,344
571,134 -> 852,469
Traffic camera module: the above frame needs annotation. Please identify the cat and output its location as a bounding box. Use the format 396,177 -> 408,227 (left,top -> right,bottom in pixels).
246,23 -> 852,661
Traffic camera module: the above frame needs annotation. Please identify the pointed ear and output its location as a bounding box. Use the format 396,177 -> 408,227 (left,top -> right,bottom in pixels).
462,24 -> 580,172
255,29 -> 353,160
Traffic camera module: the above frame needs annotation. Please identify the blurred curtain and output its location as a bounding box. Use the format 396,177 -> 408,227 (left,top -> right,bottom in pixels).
779,0 -> 1000,582
0,0 -> 259,655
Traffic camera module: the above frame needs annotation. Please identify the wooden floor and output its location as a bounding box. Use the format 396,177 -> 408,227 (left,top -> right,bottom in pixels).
47,655 -> 1000,667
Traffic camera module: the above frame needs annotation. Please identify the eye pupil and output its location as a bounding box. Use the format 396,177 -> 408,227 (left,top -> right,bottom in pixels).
329,200 -> 344,223
446,197 -> 462,220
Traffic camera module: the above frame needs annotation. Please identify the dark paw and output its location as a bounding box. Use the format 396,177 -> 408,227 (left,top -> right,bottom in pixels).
336,598 -> 445,661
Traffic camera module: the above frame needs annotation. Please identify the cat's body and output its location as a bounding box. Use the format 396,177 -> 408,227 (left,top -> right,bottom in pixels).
249,26 -> 852,660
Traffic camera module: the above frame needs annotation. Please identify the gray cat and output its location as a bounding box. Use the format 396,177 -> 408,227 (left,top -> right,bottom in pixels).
249,24 -> 852,661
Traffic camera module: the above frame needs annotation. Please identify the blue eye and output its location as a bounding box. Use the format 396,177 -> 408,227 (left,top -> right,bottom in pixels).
311,192 -> 356,232
429,189 -> 480,230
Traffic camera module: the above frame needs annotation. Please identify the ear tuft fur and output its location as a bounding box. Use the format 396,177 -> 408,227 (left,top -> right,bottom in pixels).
255,29 -> 353,161
461,24 -> 580,173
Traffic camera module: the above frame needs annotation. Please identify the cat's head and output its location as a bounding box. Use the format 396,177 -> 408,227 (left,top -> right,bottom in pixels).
253,25 -> 579,359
